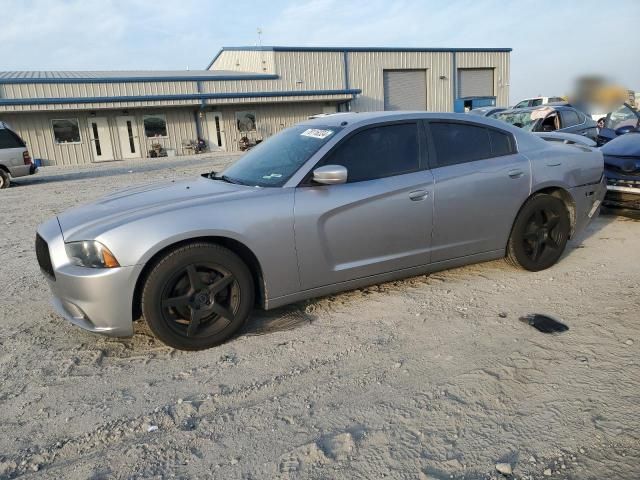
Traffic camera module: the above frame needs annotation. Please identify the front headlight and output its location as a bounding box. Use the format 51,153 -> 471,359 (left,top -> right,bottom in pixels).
65,241 -> 120,268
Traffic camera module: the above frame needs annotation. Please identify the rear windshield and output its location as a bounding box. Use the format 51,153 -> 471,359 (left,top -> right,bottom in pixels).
220,125 -> 341,187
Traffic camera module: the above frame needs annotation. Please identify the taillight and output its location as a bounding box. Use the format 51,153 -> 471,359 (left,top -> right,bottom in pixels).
23,150 -> 32,165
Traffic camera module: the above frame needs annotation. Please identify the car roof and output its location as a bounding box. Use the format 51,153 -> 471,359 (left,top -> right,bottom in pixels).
300,110 -> 519,128
298,110 -> 543,149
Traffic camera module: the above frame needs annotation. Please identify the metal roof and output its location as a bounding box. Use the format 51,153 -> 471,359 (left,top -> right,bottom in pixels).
207,45 -> 512,69
0,70 -> 277,84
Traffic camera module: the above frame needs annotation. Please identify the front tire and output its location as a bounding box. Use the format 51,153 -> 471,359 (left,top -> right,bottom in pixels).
506,194 -> 571,271
0,170 -> 9,189
142,242 -> 254,350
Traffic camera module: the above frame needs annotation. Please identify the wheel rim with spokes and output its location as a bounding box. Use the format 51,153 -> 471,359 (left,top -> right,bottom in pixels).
160,263 -> 240,338
522,207 -> 565,263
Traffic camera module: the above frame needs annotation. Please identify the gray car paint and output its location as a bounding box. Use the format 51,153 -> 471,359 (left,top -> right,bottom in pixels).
37,112 -> 606,337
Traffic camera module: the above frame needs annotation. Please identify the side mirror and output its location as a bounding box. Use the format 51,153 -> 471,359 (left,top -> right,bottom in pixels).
312,165 -> 348,185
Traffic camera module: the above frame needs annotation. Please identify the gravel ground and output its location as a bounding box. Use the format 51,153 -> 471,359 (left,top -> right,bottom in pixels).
0,155 -> 638,480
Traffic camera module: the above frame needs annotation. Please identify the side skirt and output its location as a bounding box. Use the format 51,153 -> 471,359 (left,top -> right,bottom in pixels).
265,249 -> 505,310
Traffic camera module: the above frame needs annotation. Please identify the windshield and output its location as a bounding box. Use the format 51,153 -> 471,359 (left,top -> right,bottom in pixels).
219,125 -> 341,187
492,111 -> 539,131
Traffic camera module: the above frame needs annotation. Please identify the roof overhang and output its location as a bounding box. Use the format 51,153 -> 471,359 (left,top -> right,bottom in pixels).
0,73 -> 278,84
0,88 -> 362,108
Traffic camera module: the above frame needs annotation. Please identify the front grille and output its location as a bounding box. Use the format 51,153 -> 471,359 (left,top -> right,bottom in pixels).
35,234 -> 55,280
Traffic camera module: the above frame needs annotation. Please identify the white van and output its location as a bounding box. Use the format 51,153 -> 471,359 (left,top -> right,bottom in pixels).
0,122 -> 37,189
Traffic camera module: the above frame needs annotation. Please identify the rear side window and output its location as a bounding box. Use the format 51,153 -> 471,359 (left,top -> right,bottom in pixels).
0,128 -> 25,149
431,122 -> 491,166
431,122 -> 514,167
488,129 -> 515,156
323,123 -> 419,183
560,110 -> 580,127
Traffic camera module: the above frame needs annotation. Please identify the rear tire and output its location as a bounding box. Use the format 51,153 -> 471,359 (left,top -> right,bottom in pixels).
0,170 -> 9,189
142,242 -> 254,350
506,194 -> 571,271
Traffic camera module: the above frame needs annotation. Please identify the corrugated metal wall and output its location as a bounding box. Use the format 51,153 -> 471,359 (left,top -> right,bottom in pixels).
209,50 -> 276,74
348,51 -> 452,112
0,107 -> 197,166
456,51 -> 510,106
275,51 -> 344,91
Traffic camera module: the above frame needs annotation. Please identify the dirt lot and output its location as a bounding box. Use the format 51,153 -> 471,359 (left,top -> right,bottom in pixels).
0,155 -> 638,480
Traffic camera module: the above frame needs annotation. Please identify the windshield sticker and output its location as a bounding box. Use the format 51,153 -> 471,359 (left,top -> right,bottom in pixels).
301,128 -> 334,139
262,173 -> 283,180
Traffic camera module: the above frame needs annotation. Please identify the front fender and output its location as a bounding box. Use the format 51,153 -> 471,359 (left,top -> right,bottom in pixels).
98,190 -> 300,300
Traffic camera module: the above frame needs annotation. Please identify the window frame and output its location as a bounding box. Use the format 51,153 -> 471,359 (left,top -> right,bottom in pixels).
143,113 -> 169,138
298,119 -> 428,186
423,119 -> 517,169
51,118 -> 82,145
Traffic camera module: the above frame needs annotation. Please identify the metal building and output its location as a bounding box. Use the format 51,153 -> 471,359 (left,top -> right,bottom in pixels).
0,46 -> 510,166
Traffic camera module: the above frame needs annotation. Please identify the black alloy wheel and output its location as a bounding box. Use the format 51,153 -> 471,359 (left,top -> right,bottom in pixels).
507,194 -> 571,271
143,243 -> 254,350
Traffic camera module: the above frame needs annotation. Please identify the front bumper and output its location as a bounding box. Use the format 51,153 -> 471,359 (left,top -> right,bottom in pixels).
36,218 -> 141,337
604,178 -> 640,211
569,175 -> 607,236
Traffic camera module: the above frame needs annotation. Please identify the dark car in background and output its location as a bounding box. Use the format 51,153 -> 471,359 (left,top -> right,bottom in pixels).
491,105 -> 598,141
597,103 -> 640,146
600,129 -> 640,214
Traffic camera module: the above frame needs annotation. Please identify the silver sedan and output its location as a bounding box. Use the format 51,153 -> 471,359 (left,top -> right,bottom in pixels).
36,112 -> 606,350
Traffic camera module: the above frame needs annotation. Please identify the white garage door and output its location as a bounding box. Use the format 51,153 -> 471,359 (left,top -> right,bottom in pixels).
458,68 -> 494,97
383,70 -> 427,111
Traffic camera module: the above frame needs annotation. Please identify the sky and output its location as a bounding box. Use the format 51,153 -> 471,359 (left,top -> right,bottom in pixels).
1,0 -> 639,103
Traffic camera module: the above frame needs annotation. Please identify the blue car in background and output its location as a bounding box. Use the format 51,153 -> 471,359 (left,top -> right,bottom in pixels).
601,129 -> 640,214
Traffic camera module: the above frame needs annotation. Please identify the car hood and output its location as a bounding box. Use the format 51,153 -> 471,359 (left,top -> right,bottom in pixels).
58,176 -> 258,241
601,131 -> 640,157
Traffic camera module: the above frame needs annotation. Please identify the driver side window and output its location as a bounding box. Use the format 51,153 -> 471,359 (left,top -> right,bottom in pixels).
321,123 -> 420,183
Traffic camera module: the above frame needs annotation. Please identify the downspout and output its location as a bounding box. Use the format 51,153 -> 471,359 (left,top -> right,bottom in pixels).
194,80 -> 204,139
343,50 -> 352,112
451,51 -> 457,112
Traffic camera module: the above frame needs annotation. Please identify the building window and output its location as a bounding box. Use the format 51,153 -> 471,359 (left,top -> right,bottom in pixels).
236,111 -> 257,132
51,119 -> 81,144
143,114 -> 168,137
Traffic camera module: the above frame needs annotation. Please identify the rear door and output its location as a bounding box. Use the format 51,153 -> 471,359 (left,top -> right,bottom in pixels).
294,121 -> 434,290
426,120 -> 531,262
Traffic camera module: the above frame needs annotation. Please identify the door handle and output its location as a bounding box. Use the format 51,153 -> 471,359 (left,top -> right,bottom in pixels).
409,190 -> 429,201
508,169 -> 524,179
546,162 -> 561,167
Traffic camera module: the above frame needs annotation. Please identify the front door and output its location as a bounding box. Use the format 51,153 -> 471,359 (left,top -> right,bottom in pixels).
205,111 -> 226,151
88,117 -> 114,162
427,121 -> 530,262
294,122 -> 433,290
115,115 -> 140,159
